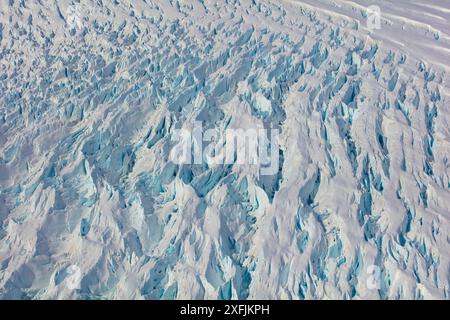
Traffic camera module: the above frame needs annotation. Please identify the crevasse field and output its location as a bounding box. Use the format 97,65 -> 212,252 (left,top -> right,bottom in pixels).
0,0 -> 449,300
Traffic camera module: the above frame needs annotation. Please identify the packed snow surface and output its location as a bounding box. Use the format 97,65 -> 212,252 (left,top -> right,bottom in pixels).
0,0 -> 449,299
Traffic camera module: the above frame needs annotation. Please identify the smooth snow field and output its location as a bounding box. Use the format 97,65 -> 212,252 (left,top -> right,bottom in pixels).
0,0 -> 449,299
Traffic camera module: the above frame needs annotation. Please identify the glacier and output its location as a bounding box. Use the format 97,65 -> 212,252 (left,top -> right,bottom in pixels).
0,0 -> 449,300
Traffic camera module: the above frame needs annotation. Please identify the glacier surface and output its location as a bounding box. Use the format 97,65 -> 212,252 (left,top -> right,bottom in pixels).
0,0 -> 449,299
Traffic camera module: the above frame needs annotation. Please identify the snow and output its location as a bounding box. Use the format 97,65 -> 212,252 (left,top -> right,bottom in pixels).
0,0 -> 449,299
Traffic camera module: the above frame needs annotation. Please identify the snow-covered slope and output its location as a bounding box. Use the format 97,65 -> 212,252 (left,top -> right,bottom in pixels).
0,0 -> 449,299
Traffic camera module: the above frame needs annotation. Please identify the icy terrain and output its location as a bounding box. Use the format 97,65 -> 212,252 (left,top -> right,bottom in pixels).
0,0 -> 449,299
